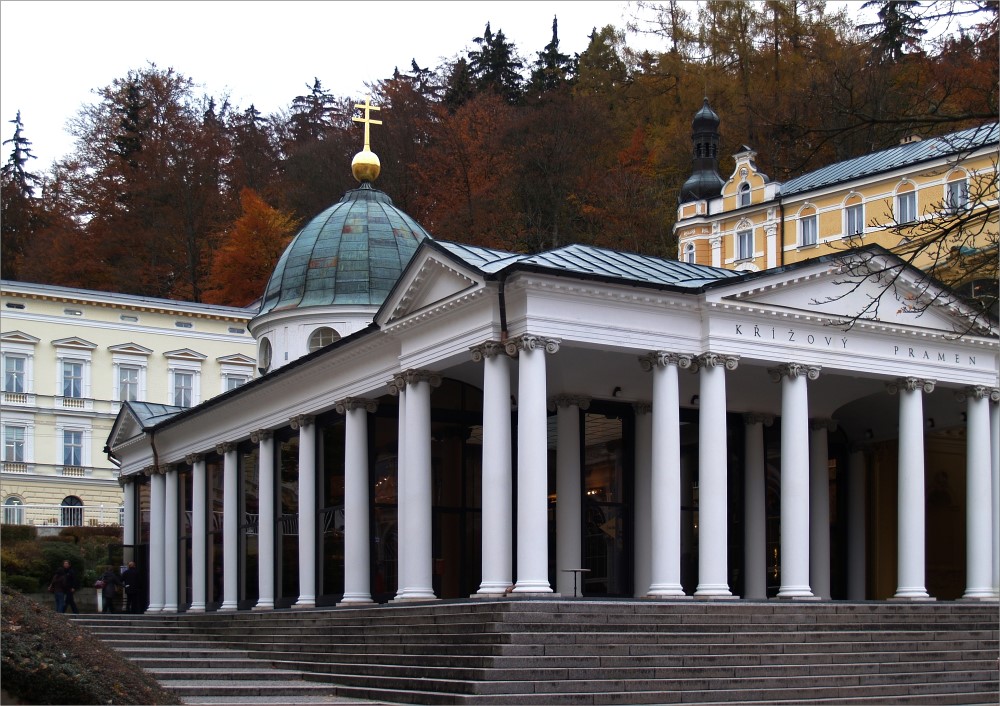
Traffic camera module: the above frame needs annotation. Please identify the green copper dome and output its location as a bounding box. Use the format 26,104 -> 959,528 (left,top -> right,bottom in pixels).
259,183 -> 430,315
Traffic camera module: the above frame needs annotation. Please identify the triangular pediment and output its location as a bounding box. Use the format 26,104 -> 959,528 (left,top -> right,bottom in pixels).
164,348 -> 207,361
109,343 -> 153,356
378,246 -> 484,326
709,251 -> 992,335
52,336 -> 97,350
107,401 -> 185,455
216,353 -> 256,366
0,330 -> 40,345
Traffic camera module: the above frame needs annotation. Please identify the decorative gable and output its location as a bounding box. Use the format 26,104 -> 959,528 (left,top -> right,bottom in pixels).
107,406 -> 146,451
379,249 -> 483,326
0,330 -> 40,346
216,353 -> 256,366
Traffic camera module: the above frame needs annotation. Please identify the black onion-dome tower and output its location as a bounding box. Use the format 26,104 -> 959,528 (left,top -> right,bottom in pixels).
678,98 -> 726,203
249,97 -> 431,372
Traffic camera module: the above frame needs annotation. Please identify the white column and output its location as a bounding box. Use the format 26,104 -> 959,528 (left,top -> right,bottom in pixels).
338,398 -> 377,604
889,377 -> 933,599
163,469 -> 179,612
695,352 -> 738,598
218,442 -> 239,610
633,403 -> 652,598
555,395 -> 586,596
743,413 -> 770,600
399,370 -> 438,600
393,383 -> 408,599
147,471 -> 166,613
809,419 -> 832,599
509,334 -> 559,594
846,445 -> 867,600
962,386 -> 995,599
292,416 -> 317,608
642,352 -> 691,598
991,394 -> 1000,596
770,363 -> 820,599
765,225 -> 777,269
472,343 -> 513,596
188,454 -> 207,612
252,432 -> 275,610
122,479 -> 137,548
710,235 -> 722,268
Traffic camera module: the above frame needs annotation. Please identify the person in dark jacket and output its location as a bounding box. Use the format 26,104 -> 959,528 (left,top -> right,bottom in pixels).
99,566 -> 122,613
49,565 -> 68,613
121,561 -> 142,614
58,560 -> 79,614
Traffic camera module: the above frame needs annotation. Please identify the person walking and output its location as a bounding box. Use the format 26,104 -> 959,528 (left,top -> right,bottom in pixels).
121,561 -> 142,614
60,560 -> 80,614
48,565 -> 68,613
99,566 -> 122,613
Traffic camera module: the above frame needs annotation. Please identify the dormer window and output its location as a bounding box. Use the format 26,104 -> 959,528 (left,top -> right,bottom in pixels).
308,327 -> 341,353
738,183 -> 751,207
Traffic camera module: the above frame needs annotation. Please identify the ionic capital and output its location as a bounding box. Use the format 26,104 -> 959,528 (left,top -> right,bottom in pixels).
469,341 -> 509,362
335,397 -> 379,415
400,369 -> 443,388
184,453 -> 204,465
695,352 -> 739,372
886,377 -> 935,395
215,441 -> 236,455
288,415 -> 314,431
505,334 -> 560,357
632,402 -> 652,416
638,351 -> 694,372
768,362 -> 821,382
955,385 -> 993,402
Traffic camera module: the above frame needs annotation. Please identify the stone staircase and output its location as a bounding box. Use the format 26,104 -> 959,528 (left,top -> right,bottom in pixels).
74,599 -> 999,705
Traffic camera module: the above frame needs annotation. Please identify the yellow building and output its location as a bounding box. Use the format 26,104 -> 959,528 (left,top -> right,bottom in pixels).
674,103 -> 998,310
0,281 -> 256,526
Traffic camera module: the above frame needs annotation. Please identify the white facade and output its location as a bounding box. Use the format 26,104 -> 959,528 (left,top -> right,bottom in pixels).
0,281 -> 256,524
109,241 -> 999,610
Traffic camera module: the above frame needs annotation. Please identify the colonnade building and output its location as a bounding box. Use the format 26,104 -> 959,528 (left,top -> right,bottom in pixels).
108,104 -> 999,613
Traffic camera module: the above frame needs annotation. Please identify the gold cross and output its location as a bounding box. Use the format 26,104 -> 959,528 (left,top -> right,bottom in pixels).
352,97 -> 382,151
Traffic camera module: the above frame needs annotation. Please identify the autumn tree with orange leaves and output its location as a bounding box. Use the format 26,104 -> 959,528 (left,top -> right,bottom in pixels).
202,189 -> 299,307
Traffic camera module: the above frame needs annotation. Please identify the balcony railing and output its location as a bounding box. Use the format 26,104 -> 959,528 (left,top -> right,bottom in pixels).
0,502 -> 122,528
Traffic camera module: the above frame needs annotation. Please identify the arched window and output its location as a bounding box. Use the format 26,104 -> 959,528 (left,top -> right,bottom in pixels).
799,206 -> 818,246
738,182 -> 751,207
684,243 -> 696,264
896,183 -> 917,224
844,194 -> 864,237
60,496 -> 83,527
308,327 -> 341,353
945,171 -> 969,212
258,338 -> 272,374
3,496 -> 24,525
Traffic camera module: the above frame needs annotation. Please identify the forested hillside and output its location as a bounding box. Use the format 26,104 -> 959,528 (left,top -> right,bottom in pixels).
2,0 -> 995,306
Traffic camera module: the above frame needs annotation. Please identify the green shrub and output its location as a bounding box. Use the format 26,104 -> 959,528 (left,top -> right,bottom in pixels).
0,586 -> 180,704
3,574 -> 40,593
0,525 -> 37,543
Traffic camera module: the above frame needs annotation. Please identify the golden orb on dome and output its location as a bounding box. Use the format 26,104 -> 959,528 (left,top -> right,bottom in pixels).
352,149 -> 381,183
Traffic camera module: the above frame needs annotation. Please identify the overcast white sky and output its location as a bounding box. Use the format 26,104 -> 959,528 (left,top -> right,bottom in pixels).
1,1 -> 653,169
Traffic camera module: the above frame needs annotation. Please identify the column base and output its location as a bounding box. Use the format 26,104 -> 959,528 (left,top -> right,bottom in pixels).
645,593 -> 693,600
775,595 -> 822,601
506,592 -> 561,598
694,584 -> 733,598
512,580 -> 553,594
647,583 -> 687,598
187,604 -> 206,613
337,598 -> 375,607
892,587 -> 933,600
960,588 -> 998,600
145,606 -> 163,613
219,602 -> 238,611
776,585 -> 814,599
252,601 -> 274,611
476,581 -> 513,595
393,588 -> 438,602
292,597 -> 316,609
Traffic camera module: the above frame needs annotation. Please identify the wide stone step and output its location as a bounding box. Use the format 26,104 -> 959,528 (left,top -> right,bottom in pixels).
158,678 -> 342,698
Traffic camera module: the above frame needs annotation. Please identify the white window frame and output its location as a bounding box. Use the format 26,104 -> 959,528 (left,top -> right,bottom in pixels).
165,350 -> 205,408
845,203 -> 865,237
54,340 -> 94,404
3,354 -> 26,393
110,347 -> 151,403
684,242 -> 696,264
4,425 -> 25,462
1,413 -> 34,467
118,365 -> 141,402
63,428 -> 83,467
62,359 -> 84,398
0,336 -> 36,396
799,213 -> 818,246
308,327 -> 341,353
55,416 -> 91,470
172,370 -> 195,407
897,189 -> 917,224
738,182 -> 751,207
736,229 -> 754,260
946,177 -> 969,213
